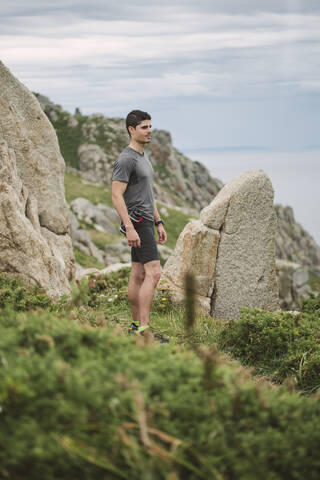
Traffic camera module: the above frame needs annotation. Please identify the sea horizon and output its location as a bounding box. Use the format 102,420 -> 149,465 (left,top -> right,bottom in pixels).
182,147 -> 320,247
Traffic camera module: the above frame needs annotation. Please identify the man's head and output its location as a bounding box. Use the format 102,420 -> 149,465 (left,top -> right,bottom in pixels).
126,110 -> 152,144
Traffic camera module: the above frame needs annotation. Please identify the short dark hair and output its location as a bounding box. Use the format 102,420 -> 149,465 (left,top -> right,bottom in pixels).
126,110 -> 151,136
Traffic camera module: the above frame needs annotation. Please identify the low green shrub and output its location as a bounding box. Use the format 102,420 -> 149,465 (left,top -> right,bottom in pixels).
0,274 -> 52,311
1,309 -> 320,479
300,292 -> 320,315
83,268 -> 131,315
217,307 -> 320,393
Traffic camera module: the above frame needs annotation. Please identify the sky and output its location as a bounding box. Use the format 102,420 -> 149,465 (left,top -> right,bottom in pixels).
1,0 -> 320,151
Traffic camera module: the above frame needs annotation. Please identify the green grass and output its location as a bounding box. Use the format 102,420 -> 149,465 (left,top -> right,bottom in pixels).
73,248 -> 105,270
64,169 -> 113,206
88,228 -> 121,249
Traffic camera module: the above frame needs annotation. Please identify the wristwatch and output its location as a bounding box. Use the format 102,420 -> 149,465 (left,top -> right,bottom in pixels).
155,219 -> 164,226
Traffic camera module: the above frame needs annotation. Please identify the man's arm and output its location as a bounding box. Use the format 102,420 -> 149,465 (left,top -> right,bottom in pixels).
154,200 -> 167,245
112,181 -> 141,248
154,201 -> 161,223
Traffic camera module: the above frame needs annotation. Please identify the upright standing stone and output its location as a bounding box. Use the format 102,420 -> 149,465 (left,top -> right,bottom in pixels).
161,169 -> 280,319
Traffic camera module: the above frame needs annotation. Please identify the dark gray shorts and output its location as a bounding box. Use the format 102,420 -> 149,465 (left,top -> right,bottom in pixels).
131,219 -> 160,264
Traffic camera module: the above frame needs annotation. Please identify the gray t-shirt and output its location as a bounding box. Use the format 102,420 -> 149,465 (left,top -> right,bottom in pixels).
112,146 -> 155,221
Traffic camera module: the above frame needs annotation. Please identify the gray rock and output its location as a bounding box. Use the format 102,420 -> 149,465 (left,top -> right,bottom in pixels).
78,143 -> 112,183
97,203 -> 120,224
0,62 -> 74,299
209,170 -> 280,319
158,244 -> 173,262
161,169 -> 280,319
292,268 -> 309,288
148,130 -> 223,210
75,262 -> 131,281
276,259 -> 313,310
73,228 -> 105,265
101,263 -> 131,275
74,264 -> 100,281
68,210 -> 80,238
275,204 -> 320,276
67,115 -> 78,128
160,220 -> 220,312
70,197 -> 118,234
105,240 -> 131,264
105,240 -> 128,255
34,93 -> 63,123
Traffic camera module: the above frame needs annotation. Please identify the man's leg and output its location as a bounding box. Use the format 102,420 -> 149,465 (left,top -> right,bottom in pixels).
128,262 -> 145,324
138,260 -> 161,326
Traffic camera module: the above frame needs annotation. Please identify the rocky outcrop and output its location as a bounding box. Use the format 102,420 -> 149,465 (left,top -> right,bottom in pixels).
273,204 -> 320,309
0,62 -> 74,298
276,259 -> 312,310
148,130 -> 223,209
161,170 -> 280,319
275,204 -> 320,275
70,197 -> 119,235
35,93 -> 64,123
69,210 -> 106,265
78,143 -> 112,184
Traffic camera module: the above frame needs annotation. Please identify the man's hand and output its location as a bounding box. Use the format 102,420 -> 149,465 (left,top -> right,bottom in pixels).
126,226 -> 141,248
156,225 -> 167,244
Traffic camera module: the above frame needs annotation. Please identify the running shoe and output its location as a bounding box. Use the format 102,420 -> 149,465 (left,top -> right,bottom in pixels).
128,321 -> 139,333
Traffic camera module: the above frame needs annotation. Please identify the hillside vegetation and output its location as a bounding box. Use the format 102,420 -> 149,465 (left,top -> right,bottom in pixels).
1,272 -> 320,479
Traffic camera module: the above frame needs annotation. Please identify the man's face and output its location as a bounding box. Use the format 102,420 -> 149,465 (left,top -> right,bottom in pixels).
130,120 -> 152,144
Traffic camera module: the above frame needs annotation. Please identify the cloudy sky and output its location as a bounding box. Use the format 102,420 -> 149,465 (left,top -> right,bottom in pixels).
1,0 -> 320,151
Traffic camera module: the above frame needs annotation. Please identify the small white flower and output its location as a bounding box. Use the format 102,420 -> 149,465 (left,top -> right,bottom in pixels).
108,298 -> 113,302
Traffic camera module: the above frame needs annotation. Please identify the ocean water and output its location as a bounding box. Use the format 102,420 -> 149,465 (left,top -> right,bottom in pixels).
183,149 -> 320,246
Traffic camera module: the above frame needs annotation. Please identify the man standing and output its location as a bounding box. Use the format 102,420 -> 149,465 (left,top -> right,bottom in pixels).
111,110 -> 167,338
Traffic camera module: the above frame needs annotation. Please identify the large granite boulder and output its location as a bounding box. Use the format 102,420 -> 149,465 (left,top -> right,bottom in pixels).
0,61 -> 74,298
70,197 -> 118,234
161,169 -> 280,319
275,204 -> 320,274
162,220 -> 220,311
276,259 -> 312,310
78,143 -> 112,184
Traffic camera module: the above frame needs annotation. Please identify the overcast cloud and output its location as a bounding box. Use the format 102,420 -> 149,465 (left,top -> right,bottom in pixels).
1,0 -> 320,150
